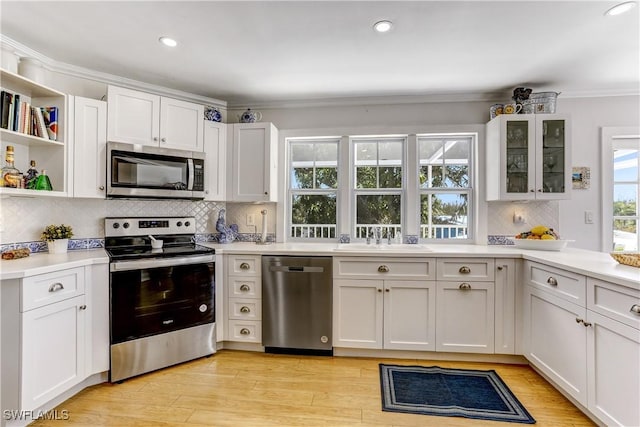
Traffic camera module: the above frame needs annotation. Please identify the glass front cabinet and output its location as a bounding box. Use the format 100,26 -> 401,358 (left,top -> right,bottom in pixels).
486,114 -> 571,201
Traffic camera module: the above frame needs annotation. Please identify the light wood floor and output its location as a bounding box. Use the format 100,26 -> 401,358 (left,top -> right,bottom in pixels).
32,350 -> 595,426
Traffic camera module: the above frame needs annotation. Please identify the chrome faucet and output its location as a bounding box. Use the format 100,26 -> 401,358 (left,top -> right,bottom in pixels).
374,226 -> 382,245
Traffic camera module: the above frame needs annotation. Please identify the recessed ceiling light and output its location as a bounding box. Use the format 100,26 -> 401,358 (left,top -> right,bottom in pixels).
373,20 -> 393,33
605,1 -> 637,16
159,36 -> 177,47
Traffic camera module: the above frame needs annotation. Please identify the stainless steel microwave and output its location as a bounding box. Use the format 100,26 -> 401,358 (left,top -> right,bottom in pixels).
107,142 -> 205,200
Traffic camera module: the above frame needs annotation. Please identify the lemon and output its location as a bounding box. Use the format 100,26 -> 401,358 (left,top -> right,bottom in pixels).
541,234 -> 556,240
531,225 -> 550,236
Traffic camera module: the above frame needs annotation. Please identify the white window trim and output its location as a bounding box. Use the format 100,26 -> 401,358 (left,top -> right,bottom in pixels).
601,126 -> 640,252
277,125 -> 485,244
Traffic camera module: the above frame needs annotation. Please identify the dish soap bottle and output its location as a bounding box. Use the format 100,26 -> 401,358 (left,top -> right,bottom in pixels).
24,160 -> 39,189
34,169 -> 53,191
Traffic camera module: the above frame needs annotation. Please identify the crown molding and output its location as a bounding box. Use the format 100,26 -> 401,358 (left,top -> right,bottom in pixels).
1,35 -> 227,108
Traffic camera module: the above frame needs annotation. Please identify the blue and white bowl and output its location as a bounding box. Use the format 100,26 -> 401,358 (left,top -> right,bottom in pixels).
204,107 -> 222,122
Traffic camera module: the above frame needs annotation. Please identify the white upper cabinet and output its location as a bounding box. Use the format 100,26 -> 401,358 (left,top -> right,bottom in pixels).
70,95 -> 107,198
203,121 -> 226,201
486,113 -> 572,201
228,122 -> 278,202
107,86 -> 204,151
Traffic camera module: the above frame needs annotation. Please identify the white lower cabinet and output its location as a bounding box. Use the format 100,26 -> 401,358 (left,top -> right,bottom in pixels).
224,254 -> 262,343
436,281 -> 495,353
524,284 -> 588,405
333,257 -> 436,351
1,264 -> 109,414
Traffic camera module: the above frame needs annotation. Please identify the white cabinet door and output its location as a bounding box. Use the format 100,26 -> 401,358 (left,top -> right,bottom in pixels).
72,96 -> 107,198
333,279 -> 383,349
107,86 -> 160,146
486,114 -> 571,201
383,280 -> 436,351
495,260 -> 516,354
21,295 -> 86,411
587,310 -> 640,427
160,97 -> 204,151
524,285 -> 587,405
229,123 -> 278,202
87,264 -> 109,375
436,281 -> 495,353
203,121 -> 226,201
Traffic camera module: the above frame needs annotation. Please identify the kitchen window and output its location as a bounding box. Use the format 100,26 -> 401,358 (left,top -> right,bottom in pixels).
418,135 -> 473,241
353,137 -> 404,239
610,136 -> 639,251
288,139 -> 339,239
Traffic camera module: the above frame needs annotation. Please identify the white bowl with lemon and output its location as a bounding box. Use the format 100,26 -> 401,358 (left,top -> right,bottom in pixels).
512,225 -> 572,251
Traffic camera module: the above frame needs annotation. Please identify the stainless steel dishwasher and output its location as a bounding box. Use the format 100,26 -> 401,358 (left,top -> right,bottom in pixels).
262,256 -> 333,355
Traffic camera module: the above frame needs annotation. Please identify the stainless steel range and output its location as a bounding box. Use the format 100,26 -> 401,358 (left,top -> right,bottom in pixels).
105,216 -> 215,382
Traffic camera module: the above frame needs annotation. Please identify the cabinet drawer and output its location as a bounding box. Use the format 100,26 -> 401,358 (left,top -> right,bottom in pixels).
21,267 -> 85,312
227,320 -> 261,343
525,261 -> 585,305
437,258 -> 495,281
227,277 -> 261,298
333,257 -> 435,280
588,277 -> 640,329
227,255 -> 261,276
228,298 -> 261,320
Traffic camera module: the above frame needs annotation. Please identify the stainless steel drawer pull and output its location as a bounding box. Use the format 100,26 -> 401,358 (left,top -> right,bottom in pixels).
378,265 -> 389,273
547,277 -> 558,286
240,306 -> 251,313
240,328 -> 251,335
79,305 -> 87,310
630,304 -> 640,315
459,283 -> 471,290
239,284 -> 251,292
48,282 -> 64,292
459,266 -> 471,274
239,262 -> 251,270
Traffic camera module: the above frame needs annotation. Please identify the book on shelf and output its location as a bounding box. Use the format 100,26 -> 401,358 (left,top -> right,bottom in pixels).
33,106 -> 49,139
1,91 -> 10,129
41,106 -> 58,141
12,94 -> 20,132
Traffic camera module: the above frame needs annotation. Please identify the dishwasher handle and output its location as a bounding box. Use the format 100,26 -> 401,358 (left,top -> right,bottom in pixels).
270,265 -> 325,273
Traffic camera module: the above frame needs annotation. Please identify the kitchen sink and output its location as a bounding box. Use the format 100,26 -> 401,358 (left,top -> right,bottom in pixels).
333,244 -> 432,252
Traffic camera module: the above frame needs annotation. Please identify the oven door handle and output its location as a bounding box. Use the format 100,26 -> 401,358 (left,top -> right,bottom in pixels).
110,255 -> 215,272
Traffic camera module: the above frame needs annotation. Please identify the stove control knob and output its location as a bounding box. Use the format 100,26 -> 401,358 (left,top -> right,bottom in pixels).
112,223 -> 120,229
123,222 -> 130,229
177,221 -> 183,227
185,221 -> 191,227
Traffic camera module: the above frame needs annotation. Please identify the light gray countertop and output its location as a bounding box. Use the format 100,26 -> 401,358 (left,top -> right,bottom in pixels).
1,244 -> 638,289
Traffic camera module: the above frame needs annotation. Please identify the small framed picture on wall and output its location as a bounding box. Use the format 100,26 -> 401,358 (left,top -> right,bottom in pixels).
572,166 -> 590,189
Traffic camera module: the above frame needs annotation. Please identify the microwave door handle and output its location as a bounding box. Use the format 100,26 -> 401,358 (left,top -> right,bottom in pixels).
187,159 -> 194,190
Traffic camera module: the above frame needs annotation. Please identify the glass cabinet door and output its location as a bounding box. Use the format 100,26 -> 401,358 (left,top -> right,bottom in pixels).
540,119 -> 566,194
505,120 -> 530,194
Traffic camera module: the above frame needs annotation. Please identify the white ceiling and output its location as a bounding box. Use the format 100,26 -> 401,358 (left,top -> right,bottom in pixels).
1,1 -> 638,107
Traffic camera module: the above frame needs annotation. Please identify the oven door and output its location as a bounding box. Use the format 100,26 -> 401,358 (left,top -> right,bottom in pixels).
110,256 -> 215,344
107,142 -> 204,199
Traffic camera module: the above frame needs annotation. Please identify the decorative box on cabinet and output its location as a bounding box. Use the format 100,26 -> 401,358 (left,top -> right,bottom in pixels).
228,122 -> 278,202
435,258 -> 496,354
69,95 -> 107,198
203,121 -> 226,201
107,86 -> 204,151
333,257 -> 436,351
486,113 -> 571,201
225,254 -> 262,344
0,68 -> 68,197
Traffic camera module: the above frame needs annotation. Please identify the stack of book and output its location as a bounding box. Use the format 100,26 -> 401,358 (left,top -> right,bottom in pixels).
0,90 -> 58,141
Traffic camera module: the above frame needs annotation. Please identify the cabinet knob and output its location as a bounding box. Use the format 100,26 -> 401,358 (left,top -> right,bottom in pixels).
240,328 -> 251,335
48,282 -> 64,292
537,189 -> 542,192
205,190 -> 209,194
497,266 -> 503,271
582,321 -> 593,328
385,288 -> 390,292
377,288 -> 382,293
153,137 -> 158,142
239,262 -> 250,270
530,189 -> 535,192
240,306 -> 251,313
239,284 -> 251,292
459,266 -> 471,274
264,191 -> 268,195
79,304 -> 87,310
99,186 -> 105,190
576,318 -> 584,324
630,304 -> 640,315
547,276 -> 558,286
161,137 -> 167,143
459,283 -> 471,290
378,265 -> 389,273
